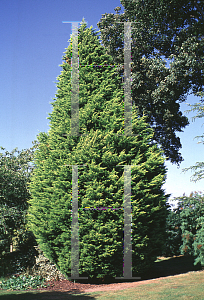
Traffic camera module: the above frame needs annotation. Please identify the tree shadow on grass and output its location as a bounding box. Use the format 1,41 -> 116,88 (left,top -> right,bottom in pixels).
75,255 -> 203,285
77,255 -> 203,284
140,255 -> 203,280
0,290 -> 97,300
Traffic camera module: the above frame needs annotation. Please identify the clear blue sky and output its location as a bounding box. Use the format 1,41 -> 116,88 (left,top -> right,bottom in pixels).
0,0 -> 203,205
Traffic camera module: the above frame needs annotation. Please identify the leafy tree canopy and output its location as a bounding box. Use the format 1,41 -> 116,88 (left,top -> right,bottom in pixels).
97,0 -> 204,165
0,145 -> 36,255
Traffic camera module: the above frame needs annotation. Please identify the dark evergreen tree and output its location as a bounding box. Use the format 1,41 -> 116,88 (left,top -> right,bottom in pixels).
27,21 -> 169,279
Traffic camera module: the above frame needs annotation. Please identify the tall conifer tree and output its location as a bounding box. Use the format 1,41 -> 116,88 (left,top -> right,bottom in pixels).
28,21 -> 168,279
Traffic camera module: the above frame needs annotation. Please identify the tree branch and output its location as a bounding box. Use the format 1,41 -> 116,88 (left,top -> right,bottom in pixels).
194,0 -> 204,19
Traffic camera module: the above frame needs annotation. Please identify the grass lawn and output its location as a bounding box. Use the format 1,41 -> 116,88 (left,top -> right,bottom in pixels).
0,256 -> 203,299
82,270 -> 204,300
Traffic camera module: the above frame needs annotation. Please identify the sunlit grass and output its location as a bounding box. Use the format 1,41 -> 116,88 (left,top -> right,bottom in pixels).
80,270 -> 204,300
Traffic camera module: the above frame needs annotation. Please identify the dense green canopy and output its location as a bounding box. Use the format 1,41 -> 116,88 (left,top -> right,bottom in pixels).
97,0 -> 204,165
27,22 -> 169,279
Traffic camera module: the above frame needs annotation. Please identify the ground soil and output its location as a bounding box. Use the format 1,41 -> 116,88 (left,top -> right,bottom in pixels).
36,276 -> 170,294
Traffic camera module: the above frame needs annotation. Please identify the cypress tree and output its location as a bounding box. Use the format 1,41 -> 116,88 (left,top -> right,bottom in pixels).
28,21 -> 168,279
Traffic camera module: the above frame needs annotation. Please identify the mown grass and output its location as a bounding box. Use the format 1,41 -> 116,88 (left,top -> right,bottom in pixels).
0,256 -> 203,300
82,270 -> 204,300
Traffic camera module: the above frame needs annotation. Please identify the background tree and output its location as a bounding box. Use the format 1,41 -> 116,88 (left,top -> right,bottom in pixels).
162,192 -> 204,267
97,0 -> 204,165
0,145 -> 37,276
27,21 -> 169,280
162,207 -> 182,257
177,192 -> 204,266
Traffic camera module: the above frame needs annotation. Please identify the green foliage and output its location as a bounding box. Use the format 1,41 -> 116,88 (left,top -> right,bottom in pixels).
0,146 -> 35,247
163,192 -> 204,267
0,274 -> 46,291
0,145 -> 38,276
27,22 -> 169,279
97,0 -> 204,165
163,208 -> 182,257
177,192 -> 204,266
193,218 -> 204,266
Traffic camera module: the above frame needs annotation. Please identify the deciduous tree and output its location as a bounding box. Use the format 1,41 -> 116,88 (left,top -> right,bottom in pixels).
97,0 -> 204,165
0,145 -> 37,275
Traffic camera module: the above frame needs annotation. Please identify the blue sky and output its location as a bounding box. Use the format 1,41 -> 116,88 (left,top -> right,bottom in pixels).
0,0 -> 203,205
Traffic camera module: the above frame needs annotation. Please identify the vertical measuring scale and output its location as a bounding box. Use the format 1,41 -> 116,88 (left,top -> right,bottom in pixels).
63,20 -> 140,280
